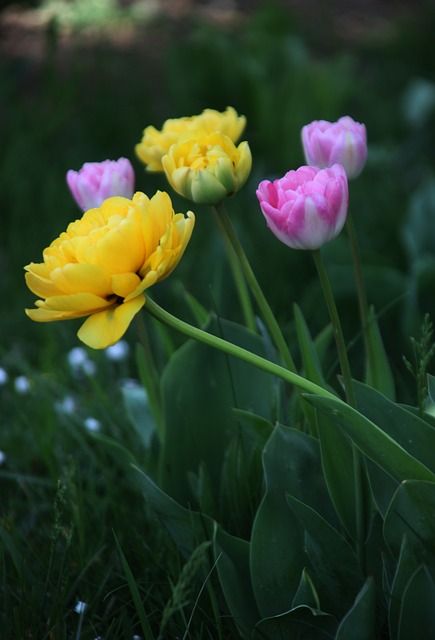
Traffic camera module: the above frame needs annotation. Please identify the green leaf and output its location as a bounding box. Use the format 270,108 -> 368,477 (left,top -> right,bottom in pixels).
121,384 -> 157,450
292,568 -> 321,610
294,304 -> 328,388
182,288 -> 210,327
353,381 -> 435,475
316,411 -> 358,541
214,527 -> 260,639
364,306 -> 396,401
384,480 -> 435,563
351,382 -> 435,513
335,577 -> 376,640
398,565 -> 435,640
132,466 -> 215,558
250,426 -> 337,618
294,304 -> 336,436
252,605 -> 337,640
159,316 -> 278,506
219,410 -> 273,538
287,495 -> 363,618
388,535 -> 420,640
305,395 -> 435,485
427,373 -> 435,405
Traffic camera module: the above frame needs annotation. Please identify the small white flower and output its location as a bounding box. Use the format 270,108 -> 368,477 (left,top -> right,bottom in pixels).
67,348 -> 96,376
105,340 -> 130,362
0,367 -> 9,385
81,359 -> 97,376
14,375 -> 31,394
74,600 -> 87,614
55,395 -> 76,415
67,347 -> 88,369
0,451 -> 6,465
84,417 -> 101,432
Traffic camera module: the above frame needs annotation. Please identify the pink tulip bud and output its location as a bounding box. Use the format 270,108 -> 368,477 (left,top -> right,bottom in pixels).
66,158 -> 135,211
256,164 -> 349,250
301,116 -> 367,179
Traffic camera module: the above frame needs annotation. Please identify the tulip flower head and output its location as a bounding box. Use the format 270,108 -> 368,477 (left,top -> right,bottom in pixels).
25,191 -> 195,349
301,116 -> 367,179
162,130 -> 252,205
135,106 -> 246,172
66,158 -> 135,211
256,164 -> 349,250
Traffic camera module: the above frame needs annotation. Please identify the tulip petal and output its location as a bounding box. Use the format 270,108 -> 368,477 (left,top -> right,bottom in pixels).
25,269 -> 64,298
97,215 -> 145,274
111,272 -> 142,298
77,295 -> 145,349
50,263 -> 112,296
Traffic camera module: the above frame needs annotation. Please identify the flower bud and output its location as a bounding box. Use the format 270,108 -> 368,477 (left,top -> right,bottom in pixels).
135,106 -> 246,172
301,116 -> 367,179
162,131 -> 252,205
256,164 -> 348,250
66,158 -> 135,211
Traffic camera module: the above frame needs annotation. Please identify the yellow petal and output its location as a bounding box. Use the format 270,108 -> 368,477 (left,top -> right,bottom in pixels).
25,307 -> 80,322
25,270 -> 64,298
124,270 -> 158,301
97,214 -> 145,274
77,295 -> 145,349
50,263 -> 111,296
42,292 -> 113,315
111,272 -> 142,298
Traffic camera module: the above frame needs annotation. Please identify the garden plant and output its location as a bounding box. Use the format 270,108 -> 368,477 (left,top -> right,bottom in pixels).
2,2 -> 435,638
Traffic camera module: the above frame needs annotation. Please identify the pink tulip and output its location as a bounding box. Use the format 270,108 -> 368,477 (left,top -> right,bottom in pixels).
66,158 -> 135,211
256,164 -> 349,250
301,116 -> 367,179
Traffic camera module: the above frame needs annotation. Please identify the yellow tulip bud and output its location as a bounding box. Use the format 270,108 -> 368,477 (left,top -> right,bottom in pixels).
162,131 -> 252,205
135,106 -> 246,172
24,191 -> 195,349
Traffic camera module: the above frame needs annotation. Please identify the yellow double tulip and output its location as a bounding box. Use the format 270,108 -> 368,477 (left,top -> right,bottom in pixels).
25,191 -> 195,349
162,130 -> 252,205
135,106 -> 246,172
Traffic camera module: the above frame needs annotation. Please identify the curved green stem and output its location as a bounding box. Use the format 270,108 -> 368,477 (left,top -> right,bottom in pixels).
144,297 -> 337,402
212,207 -> 257,332
213,201 -> 297,373
312,249 -> 365,573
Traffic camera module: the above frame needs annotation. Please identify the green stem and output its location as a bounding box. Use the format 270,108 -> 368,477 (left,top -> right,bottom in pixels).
144,297 -> 337,402
212,207 -> 257,332
312,249 -> 365,572
346,211 -> 376,376
213,201 -> 297,373
312,251 -> 355,406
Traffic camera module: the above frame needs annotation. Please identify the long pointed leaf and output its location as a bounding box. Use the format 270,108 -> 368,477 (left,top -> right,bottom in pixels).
304,395 -> 435,483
